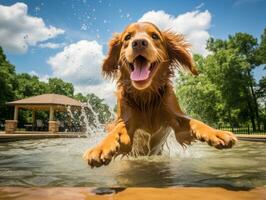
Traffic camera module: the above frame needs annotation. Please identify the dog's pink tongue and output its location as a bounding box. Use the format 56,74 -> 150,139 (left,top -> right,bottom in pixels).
130,60 -> 150,81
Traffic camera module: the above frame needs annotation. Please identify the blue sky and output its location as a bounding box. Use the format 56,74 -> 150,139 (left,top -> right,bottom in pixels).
0,0 -> 265,104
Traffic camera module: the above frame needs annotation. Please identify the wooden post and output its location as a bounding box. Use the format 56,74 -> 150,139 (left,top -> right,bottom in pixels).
48,106 -> 58,133
14,106 -> 19,120
32,110 -> 36,130
49,106 -> 54,121
32,110 -> 36,122
5,120 -> 17,134
48,121 -> 59,133
67,114 -> 71,132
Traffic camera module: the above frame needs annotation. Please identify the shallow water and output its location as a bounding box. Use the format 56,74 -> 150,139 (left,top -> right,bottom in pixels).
0,138 -> 265,189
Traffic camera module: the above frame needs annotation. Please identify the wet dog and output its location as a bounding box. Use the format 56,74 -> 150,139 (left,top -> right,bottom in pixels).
83,22 -> 237,167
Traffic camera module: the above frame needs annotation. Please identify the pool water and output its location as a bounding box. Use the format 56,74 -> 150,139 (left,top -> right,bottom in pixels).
0,138 -> 265,189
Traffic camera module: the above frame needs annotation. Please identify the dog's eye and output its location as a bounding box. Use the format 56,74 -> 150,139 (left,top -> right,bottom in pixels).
152,33 -> 159,40
124,34 -> 131,41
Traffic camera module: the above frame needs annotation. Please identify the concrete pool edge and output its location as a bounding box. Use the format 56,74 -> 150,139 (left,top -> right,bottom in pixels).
236,134 -> 266,142
0,132 -> 86,142
1,133 -> 266,142
0,187 -> 265,200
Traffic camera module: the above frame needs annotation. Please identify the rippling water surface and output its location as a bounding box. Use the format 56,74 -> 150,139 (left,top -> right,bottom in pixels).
0,138 -> 265,189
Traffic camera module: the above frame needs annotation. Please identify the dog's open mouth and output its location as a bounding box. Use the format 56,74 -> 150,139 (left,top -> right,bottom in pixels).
129,55 -> 157,82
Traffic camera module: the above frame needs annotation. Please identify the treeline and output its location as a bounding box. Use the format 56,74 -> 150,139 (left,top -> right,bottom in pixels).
0,47 -> 111,125
176,29 -> 266,130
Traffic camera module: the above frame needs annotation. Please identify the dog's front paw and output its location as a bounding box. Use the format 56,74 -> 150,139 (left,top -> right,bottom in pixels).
83,138 -> 120,168
205,130 -> 238,149
83,122 -> 131,168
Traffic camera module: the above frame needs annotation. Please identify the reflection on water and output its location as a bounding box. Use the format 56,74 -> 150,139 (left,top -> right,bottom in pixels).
0,138 -> 265,189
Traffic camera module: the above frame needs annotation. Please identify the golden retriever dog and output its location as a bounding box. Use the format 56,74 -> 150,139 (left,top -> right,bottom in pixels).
83,22 -> 237,167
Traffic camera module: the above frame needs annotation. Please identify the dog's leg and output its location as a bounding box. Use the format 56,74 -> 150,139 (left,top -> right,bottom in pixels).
167,91 -> 237,149
83,120 -> 131,167
171,116 -> 237,149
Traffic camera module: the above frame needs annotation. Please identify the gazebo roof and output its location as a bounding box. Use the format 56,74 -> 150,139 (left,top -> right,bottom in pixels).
7,94 -> 82,107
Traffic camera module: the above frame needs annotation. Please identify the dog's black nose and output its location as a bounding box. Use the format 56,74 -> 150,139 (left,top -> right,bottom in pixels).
132,39 -> 148,50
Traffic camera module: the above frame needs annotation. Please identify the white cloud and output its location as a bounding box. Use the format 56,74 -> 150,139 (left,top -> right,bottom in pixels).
234,0 -> 264,6
48,40 -> 104,86
0,3 -> 64,53
138,10 -> 211,56
29,70 -> 39,77
75,81 -> 117,106
47,40 -> 117,106
29,70 -> 49,82
195,3 -> 205,10
39,42 -> 66,49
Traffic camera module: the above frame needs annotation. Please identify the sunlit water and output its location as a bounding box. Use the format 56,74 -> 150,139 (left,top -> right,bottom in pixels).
0,138 -> 265,189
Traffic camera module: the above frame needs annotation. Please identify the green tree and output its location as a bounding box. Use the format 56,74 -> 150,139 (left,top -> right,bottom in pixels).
256,76 -> 266,127
176,52 -> 250,127
258,28 -> 266,63
257,76 -> 266,98
12,73 -> 49,126
74,92 -> 88,102
204,48 -> 251,127
227,33 -> 262,130
176,55 -> 224,126
0,47 -> 16,121
176,30 -> 266,129
14,73 -> 48,99
47,78 -> 74,97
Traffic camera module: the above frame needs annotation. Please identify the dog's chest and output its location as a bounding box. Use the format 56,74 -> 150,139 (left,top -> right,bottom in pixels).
132,109 -> 169,133
131,126 -> 172,156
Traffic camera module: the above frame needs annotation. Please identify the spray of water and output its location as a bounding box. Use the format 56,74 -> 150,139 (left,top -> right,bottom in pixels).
66,100 -> 190,158
66,99 -> 116,144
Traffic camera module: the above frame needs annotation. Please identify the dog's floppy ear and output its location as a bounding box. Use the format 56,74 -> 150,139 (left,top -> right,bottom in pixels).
102,33 -> 122,78
163,31 -> 198,75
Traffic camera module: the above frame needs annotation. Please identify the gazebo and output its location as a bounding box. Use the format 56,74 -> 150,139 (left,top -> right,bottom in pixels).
5,94 -> 83,134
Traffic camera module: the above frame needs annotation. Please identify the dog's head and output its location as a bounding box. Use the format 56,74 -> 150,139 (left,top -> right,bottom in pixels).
102,22 -> 197,90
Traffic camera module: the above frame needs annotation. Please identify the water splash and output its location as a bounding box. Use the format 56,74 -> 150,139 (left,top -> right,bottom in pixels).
163,132 -> 192,158
66,99 -> 115,140
66,100 -> 190,158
